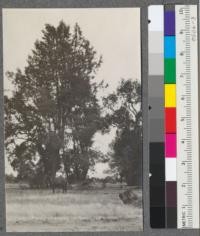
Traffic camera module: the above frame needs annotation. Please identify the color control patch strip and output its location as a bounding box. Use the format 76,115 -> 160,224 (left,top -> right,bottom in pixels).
148,4 -> 199,229
164,5 -> 177,228
149,5 -> 165,228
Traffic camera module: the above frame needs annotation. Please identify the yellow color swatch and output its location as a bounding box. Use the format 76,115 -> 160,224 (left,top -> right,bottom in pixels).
165,84 -> 176,107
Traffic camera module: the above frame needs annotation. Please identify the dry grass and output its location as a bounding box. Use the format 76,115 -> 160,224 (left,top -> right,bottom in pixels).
6,184 -> 143,232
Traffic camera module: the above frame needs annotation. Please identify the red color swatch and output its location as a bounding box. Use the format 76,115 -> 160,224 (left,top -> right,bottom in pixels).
165,108 -> 176,133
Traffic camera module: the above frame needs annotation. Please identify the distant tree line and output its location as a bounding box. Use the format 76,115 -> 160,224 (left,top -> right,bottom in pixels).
5,21 -> 142,190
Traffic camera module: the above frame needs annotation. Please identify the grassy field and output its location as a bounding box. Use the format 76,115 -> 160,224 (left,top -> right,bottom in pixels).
6,184 -> 143,232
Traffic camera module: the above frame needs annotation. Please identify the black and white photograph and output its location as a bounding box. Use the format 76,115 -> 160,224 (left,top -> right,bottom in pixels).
3,8 -> 142,232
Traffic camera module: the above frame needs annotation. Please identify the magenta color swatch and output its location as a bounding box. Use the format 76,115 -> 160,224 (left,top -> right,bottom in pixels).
165,134 -> 176,157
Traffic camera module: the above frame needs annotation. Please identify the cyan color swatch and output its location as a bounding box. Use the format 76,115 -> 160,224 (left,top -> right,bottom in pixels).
164,36 -> 175,58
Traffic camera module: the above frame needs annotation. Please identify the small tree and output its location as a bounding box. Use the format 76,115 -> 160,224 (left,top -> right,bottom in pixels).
103,79 -> 142,186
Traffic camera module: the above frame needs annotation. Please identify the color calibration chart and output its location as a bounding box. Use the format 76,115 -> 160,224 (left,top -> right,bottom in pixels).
148,5 -> 199,228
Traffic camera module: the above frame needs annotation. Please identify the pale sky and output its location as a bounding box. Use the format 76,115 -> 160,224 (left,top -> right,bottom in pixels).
3,8 -> 141,177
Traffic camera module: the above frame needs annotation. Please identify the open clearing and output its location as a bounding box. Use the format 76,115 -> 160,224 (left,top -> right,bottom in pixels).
6,184 -> 143,232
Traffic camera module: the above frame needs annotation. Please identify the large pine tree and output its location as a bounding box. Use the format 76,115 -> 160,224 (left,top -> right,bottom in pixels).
5,21 -> 103,186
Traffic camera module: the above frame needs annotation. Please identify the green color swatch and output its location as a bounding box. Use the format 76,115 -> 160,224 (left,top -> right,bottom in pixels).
164,59 -> 176,84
